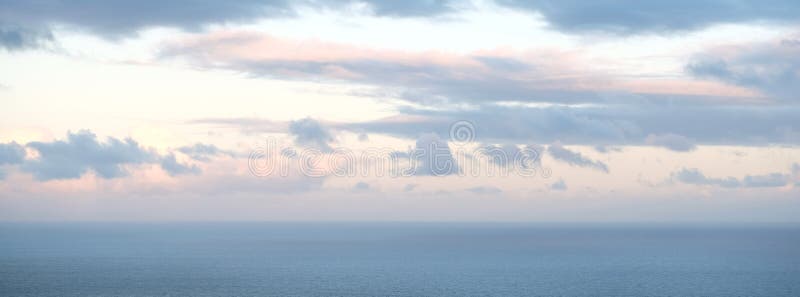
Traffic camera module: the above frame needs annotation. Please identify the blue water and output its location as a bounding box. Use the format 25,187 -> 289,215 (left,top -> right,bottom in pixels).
1,222 -> 798,297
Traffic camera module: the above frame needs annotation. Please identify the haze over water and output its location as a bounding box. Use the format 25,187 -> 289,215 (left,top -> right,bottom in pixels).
2,222 -> 798,297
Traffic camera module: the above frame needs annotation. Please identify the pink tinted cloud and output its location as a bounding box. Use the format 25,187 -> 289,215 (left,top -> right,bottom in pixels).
161,30 -> 760,103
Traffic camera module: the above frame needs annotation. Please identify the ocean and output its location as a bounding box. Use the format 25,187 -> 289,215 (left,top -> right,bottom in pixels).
1,222 -> 798,297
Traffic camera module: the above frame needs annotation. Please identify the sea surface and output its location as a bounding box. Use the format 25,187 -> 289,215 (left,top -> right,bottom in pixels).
1,222 -> 798,297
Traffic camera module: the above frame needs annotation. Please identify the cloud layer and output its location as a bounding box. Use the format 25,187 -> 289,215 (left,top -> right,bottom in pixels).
499,0 -> 800,34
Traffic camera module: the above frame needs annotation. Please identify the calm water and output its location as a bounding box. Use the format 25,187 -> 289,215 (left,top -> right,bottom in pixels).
1,222 -> 798,297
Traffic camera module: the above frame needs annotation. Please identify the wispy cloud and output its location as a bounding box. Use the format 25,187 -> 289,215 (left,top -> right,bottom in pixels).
672,167 -> 796,188
687,35 -> 800,102
547,143 -> 609,173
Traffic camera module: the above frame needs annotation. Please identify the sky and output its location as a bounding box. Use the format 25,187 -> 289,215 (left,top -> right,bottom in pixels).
0,0 -> 799,222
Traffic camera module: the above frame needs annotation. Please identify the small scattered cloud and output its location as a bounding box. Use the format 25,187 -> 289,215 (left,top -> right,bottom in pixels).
672,168 -> 793,188
466,186 -> 502,194
160,153 -> 200,176
479,144 -> 542,168
353,181 -> 371,191
547,143 -> 609,173
594,145 -> 622,153
357,133 -> 369,142
177,143 -> 233,162
289,118 -> 334,152
550,179 -> 567,191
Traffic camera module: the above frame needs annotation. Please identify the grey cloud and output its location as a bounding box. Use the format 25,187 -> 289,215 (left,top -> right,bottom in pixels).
673,168 -> 741,188
645,133 -> 696,152
198,103 -> 800,148
22,130 -> 157,180
353,181 -> 371,191
794,164 -> 800,186
411,133 -> 459,176
163,37 -> 693,106
0,0 -> 295,39
163,31 -> 782,106
498,0 -> 800,35
474,56 -> 533,72
12,130 -> 207,181
177,143 -> 232,162
288,118 -> 334,152
362,104 -> 800,146
547,143 -> 609,173
594,145 -> 622,153
357,133 -> 369,142
0,0 -> 457,46
550,179 -> 567,191
0,25 -> 52,51
0,142 -> 25,165
221,57 -> 732,106
465,186 -> 502,194
479,144 -> 542,168
687,38 -> 800,101
0,142 -> 25,180
673,168 -> 792,188
281,147 -> 298,159
351,0 -> 457,17
160,153 -> 200,176
742,173 -> 789,188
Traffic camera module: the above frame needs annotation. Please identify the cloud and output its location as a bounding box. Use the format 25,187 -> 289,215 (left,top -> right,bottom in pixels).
288,117 -> 334,152
0,142 -> 26,180
22,130 -> 157,180
0,142 -> 25,165
196,102 -> 800,148
357,133 -> 369,142
497,0 -> 800,35
465,186 -> 502,194
6,130 -> 211,181
594,145 -> 622,153
177,143 -> 232,162
4,0 -> 797,42
162,31 -> 751,106
672,168 -> 793,188
550,179 -> 567,191
673,168 -> 740,188
353,0 -> 457,17
410,133 -> 460,176
645,133 -> 696,152
547,143 -> 608,173
687,37 -> 800,101
353,181 -> 371,191
0,0 -> 295,39
793,164 -> 800,186
160,153 -> 200,176
0,25 -> 52,51
0,0 -> 460,48
479,144 -> 542,168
